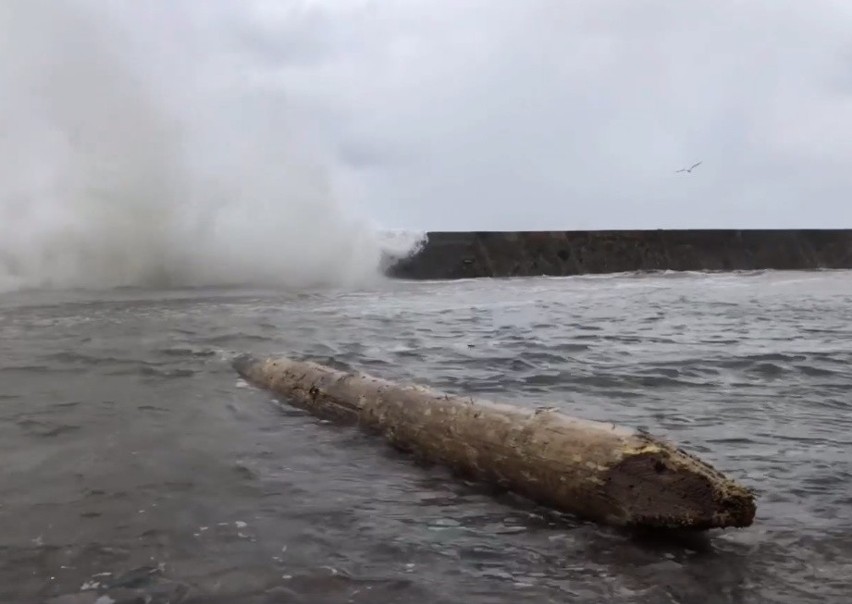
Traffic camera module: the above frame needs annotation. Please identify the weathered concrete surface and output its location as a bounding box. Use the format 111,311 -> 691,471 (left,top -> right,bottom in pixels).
385,229 -> 852,279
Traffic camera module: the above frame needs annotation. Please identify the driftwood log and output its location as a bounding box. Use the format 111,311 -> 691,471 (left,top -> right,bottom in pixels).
233,354 -> 756,530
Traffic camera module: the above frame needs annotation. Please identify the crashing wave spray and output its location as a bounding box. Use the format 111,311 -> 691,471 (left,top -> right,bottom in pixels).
0,0 -> 415,292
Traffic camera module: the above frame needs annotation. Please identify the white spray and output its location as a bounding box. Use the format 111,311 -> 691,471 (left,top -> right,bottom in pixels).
0,0 -> 415,292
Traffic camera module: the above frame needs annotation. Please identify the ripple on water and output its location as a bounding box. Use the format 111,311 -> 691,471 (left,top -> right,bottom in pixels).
14,418 -> 81,438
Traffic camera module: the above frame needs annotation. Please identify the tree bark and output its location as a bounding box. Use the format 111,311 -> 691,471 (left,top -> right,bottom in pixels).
233,354 -> 756,530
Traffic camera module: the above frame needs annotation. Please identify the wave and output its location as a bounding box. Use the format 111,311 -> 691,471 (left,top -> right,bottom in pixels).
0,0 -> 421,293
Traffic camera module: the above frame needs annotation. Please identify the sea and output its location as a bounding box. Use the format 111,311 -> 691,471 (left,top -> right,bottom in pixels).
1,270 -> 851,603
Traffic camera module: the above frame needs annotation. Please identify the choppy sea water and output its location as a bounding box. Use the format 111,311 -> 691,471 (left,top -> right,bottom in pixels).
1,270 -> 851,603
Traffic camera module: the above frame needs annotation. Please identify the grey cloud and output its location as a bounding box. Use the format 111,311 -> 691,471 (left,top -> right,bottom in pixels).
73,0 -> 852,231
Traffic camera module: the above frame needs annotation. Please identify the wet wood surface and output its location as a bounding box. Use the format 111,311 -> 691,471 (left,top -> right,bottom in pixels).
234,354 -> 756,530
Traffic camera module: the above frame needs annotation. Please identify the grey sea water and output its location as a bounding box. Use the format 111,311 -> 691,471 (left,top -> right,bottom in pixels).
1,270 -> 851,603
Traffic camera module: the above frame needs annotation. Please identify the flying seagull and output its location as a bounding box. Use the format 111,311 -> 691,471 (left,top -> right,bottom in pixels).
676,161 -> 702,174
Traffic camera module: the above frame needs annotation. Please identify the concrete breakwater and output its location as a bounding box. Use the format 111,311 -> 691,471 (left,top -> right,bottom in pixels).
385,229 -> 852,279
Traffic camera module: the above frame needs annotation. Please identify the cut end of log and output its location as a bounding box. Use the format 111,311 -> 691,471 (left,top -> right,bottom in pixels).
604,446 -> 756,529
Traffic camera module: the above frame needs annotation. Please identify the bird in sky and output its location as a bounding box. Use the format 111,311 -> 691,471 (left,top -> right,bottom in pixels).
676,161 -> 702,174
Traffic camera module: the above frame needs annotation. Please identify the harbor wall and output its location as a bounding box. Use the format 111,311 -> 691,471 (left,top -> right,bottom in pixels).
384,230 -> 852,279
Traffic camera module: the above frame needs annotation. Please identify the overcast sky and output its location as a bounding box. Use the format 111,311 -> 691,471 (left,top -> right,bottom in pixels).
191,0 -> 852,231
29,1 -> 852,231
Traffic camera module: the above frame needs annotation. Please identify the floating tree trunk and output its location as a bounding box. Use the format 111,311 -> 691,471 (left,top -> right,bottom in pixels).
233,354 -> 756,530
